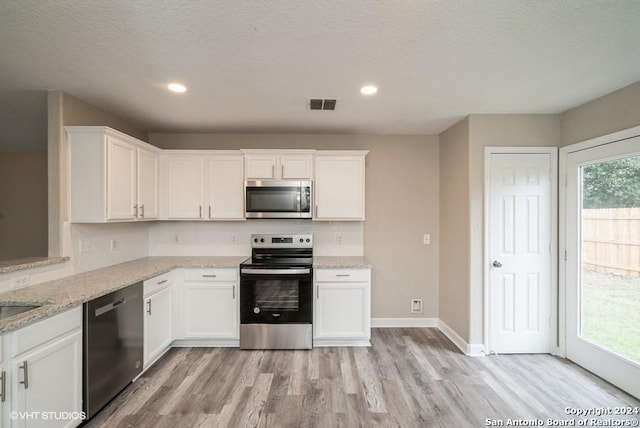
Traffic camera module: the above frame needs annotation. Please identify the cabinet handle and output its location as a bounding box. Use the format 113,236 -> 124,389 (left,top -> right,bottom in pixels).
315,205 -> 318,217
272,165 -> 275,178
199,205 -> 203,219
146,299 -> 152,315
209,205 -> 212,219
202,274 -> 217,278
134,204 -> 139,218
281,164 -> 284,178
141,204 -> 145,218
316,287 -> 319,300
0,371 -> 5,402
232,285 -> 235,299
157,279 -> 168,285
336,274 -> 350,277
20,361 -> 29,389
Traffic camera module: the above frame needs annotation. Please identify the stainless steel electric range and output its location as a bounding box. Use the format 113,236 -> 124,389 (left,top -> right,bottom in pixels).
239,234 -> 313,349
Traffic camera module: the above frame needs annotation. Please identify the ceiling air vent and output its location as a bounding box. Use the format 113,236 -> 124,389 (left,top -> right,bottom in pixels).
308,98 -> 338,111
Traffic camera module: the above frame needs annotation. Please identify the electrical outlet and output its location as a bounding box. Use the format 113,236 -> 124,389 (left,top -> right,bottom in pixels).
173,234 -> 180,243
110,238 -> 118,251
232,235 -> 237,243
336,233 -> 343,244
13,275 -> 30,288
423,233 -> 431,245
410,299 -> 423,314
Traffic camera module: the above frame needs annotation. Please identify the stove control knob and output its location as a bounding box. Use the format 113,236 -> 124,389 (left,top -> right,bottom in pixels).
260,238 -> 265,243
306,238 -> 311,243
253,307 -> 261,314
253,238 -> 258,243
299,238 -> 304,243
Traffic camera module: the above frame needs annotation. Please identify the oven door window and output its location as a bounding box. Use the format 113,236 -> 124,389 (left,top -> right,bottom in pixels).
255,279 -> 299,311
245,187 -> 299,213
240,274 -> 312,323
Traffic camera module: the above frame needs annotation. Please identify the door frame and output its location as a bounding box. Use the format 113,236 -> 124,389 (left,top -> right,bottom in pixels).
483,146 -> 558,354
558,125 -> 640,359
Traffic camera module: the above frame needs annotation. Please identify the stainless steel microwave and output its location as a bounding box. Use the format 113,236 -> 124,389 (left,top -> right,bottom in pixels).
245,180 -> 312,219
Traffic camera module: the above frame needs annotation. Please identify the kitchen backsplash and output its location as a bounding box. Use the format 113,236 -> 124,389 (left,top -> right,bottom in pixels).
71,222 -> 151,273
148,220 -> 364,257
0,220 -> 362,292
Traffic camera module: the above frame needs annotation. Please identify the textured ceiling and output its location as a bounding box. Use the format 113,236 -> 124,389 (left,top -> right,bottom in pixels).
1,0 -> 640,136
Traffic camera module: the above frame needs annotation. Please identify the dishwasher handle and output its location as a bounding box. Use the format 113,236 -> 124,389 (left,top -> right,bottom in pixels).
94,293 -> 138,317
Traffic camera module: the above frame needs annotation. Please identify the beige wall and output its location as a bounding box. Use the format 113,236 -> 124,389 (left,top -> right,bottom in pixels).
0,151 -> 48,260
47,91 -> 148,256
561,81 -> 640,146
438,118 -> 470,339
438,114 -> 560,344
151,133 -> 440,319
467,114 -> 560,343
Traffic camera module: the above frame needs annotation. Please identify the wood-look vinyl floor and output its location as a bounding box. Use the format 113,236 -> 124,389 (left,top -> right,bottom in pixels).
86,328 -> 640,427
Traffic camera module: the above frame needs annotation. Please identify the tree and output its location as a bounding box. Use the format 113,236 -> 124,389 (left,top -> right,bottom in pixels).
582,156 -> 640,209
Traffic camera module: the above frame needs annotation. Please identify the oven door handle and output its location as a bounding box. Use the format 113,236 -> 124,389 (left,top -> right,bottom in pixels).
241,268 -> 311,275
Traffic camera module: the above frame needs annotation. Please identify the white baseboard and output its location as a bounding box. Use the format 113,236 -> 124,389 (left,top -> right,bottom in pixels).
314,339 -> 371,347
437,320 -> 485,357
371,317 -> 438,328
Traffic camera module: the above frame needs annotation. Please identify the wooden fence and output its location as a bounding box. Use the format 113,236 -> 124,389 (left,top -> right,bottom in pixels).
582,208 -> 640,277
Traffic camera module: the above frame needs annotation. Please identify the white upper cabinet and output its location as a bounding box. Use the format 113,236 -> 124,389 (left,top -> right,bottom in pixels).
207,155 -> 245,219
164,156 -> 206,219
243,150 -> 314,180
106,137 -> 137,220
67,126 -> 161,223
314,151 -> 368,221
161,151 -> 244,220
137,147 -> 160,219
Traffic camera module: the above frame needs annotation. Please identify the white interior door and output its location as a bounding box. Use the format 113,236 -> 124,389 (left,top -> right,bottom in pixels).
488,151 -> 553,354
564,135 -> 640,398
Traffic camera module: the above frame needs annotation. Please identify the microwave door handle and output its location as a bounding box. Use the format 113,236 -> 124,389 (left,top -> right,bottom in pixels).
297,188 -> 302,212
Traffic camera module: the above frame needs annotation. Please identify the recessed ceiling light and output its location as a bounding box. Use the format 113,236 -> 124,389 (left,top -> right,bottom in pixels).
360,85 -> 378,95
167,83 -> 187,93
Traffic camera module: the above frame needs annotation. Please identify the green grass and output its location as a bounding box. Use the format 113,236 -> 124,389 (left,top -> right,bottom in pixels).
581,269 -> 640,364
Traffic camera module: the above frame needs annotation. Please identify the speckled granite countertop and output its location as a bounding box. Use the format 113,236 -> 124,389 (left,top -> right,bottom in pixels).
313,256 -> 372,269
0,256 -> 247,334
0,257 -> 70,274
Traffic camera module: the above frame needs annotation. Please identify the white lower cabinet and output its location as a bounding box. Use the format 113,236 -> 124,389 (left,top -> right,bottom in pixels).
143,272 -> 173,369
3,307 -> 83,428
174,269 -> 239,346
314,268 -> 371,346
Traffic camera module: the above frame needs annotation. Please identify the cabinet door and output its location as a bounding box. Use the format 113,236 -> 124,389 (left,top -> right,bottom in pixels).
280,155 -> 313,179
315,156 -> 365,220
207,156 -> 245,219
245,155 -> 277,180
183,283 -> 238,339
166,157 -> 206,219
12,330 -> 83,428
315,283 -> 370,339
137,148 -> 159,220
107,137 -> 137,220
144,286 -> 173,368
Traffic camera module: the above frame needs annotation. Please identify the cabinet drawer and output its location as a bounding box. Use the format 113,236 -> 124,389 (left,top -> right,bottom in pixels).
315,269 -> 370,282
183,268 -> 238,282
12,306 -> 82,357
144,271 -> 173,296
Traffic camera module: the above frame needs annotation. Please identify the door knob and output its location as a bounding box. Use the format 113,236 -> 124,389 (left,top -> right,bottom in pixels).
492,260 -> 502,268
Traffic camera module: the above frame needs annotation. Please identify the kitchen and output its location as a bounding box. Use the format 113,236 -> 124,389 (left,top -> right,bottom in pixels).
1,1 -> 640,427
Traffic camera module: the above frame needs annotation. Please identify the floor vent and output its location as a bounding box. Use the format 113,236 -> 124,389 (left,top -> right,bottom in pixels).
308,98 -> 338,111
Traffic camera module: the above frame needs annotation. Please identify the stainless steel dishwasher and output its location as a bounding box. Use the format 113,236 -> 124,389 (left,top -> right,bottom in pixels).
83,282 -> 143,420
